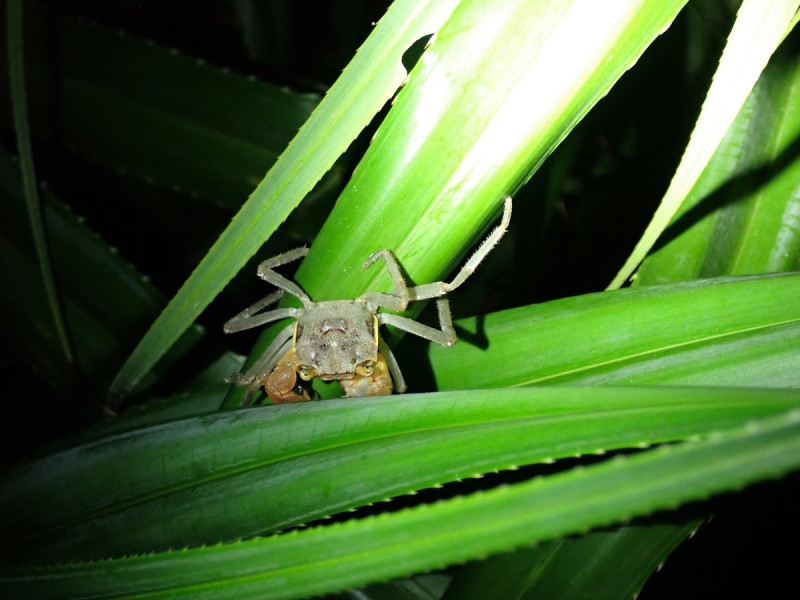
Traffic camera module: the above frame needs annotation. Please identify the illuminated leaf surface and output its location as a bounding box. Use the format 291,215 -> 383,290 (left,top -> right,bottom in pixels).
2,385 -> 797,564
110,0 -> 461,398
635,25 -> 800,284
2,407 -> 798,599
430,273 -> 800,391
608,0 -> 800,288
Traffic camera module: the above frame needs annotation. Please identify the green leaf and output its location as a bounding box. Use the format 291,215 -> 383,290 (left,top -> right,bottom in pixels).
635,23 -> 800,285
442,520 -> 698,600
0,6 -> 321,208
608,0 -> 800,289
294,0 -> 689,305
5,0 -> 73,366
3,386 -> 798,563
0,147 -> 208,395
3,406 -> 798,599
110,0 -> 461,399
430,272 -> 800,390
221,0 -> 689,408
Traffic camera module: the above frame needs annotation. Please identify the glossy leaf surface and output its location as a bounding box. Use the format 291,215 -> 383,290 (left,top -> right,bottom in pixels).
431,272 -> 800,390
2,385 -> 797,564
635,21 -> 800,284
609,0 -> 800,288
2,406 -> 798,599
110,0 -> 460,398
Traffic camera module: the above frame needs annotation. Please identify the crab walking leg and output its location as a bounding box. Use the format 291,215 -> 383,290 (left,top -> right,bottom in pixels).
379,336 -> 406,393
227,322 -> 296,403
378,297 -> 457,348
223,291 -> 301,333
224,305 -> 301,334
409,197 -> 512,301
361,249 -> 410,312
256,246 -> 312,305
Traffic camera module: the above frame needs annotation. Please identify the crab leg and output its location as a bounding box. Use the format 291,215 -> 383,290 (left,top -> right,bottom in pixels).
256,246 -> 312,305
379,336 -> 406,393
378,297 -> 457,348
223,290 -> 301,333
409,196 -> 512,301
227,322 -> 296,405
361,249 -> 410,312
224,306 -> 301,334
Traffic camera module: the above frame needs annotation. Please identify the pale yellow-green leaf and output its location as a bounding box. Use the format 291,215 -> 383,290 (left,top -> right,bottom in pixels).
608,0 -> 800,289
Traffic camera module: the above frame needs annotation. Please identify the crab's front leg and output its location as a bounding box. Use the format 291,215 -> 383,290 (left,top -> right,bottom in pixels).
255,246 -> 313,305
226,322 -> 296,405
264,348 -> 314,403
360,249 -> 410,312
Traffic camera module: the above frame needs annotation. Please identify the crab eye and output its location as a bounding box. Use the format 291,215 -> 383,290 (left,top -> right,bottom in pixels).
356,362 -> 374,377
298,365 -> 316,381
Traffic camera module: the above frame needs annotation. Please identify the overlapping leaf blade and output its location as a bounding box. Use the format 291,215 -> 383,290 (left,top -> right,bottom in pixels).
2,406 -> 798,599
223,0 -> 689,408
430,272 -> 800,390
109,0 -> 461,399
608,0 -> 800,288
635,19 -> 800,285
4,386 -> 792,562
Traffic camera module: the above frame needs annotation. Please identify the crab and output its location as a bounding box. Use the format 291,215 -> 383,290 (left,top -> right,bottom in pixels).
224,197 -> 512,404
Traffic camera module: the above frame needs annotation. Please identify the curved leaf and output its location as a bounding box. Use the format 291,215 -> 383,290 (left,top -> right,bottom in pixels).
2,386 -> 798,563
110,0 -> 461,399
635,25 -> 800,285
2,407 -> 798,599
430,272 -> 800,390
608,0 -> 800,288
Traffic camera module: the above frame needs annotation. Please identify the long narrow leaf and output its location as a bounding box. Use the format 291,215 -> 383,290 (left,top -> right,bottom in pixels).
430,272 -> 800,390
608,0 -> 800,289
5,0 -> 73,365
2,386 -> 798,563
635,26 -> 800,285
110,0 -> 460,399
3,407 -> 798,599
